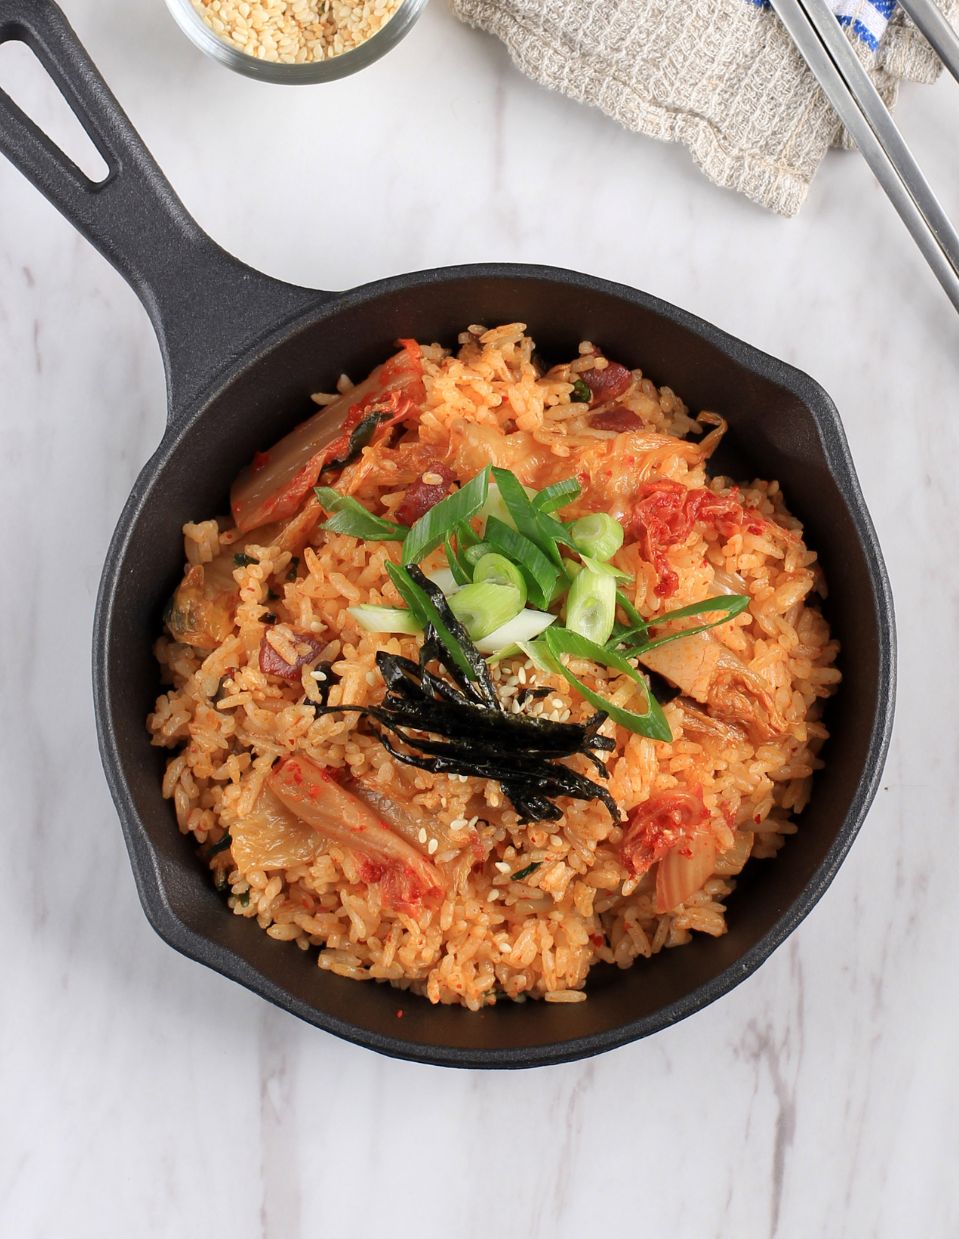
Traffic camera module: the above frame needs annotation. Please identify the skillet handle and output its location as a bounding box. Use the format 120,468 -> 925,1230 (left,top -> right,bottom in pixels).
0,0 -> 325,422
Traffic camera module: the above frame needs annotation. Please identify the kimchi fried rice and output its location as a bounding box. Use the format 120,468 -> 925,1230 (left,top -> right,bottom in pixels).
147,323 -> 840,1009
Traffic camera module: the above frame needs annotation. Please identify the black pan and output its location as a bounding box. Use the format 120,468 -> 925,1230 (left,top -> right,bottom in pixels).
0,0 -> 895,1068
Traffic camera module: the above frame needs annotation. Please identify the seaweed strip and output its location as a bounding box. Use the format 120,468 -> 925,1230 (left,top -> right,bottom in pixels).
314,624 -> 622,822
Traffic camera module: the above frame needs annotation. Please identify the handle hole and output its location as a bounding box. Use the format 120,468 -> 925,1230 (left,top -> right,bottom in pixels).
0,39 -> 109,184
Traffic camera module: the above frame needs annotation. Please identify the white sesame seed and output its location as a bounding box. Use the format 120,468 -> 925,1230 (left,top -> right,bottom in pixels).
189,0 -> 401,62
417,828 -> 427,844
494,861 -> 511,874
427,838 -> 438,855
487,890 -> 499,901
311,669 -> 327,681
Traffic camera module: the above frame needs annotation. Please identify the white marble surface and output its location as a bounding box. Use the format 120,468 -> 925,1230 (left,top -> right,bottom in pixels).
1,1 -> 958,1235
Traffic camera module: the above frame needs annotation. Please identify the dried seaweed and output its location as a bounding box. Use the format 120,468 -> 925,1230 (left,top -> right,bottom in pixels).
313,625 -> 621,824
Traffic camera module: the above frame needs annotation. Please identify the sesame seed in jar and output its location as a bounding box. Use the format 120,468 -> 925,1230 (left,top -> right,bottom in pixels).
189,0 -> 404,64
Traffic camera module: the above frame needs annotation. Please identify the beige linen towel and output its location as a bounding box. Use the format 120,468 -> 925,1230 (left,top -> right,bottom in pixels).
451,0 -> 957,215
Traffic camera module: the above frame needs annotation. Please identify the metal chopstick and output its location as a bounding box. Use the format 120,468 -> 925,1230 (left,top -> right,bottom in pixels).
898,0 -> 959,85
770,0 -> 959,313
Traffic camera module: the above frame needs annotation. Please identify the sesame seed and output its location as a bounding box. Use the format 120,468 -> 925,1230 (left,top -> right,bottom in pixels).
487,890 -> 499,901
417,828 -> 427,844
494,861 -> 511,874
421,471 -> 443,485
189,0 -> 402,62
427,838 -> 438,855
311,669 -> 327,681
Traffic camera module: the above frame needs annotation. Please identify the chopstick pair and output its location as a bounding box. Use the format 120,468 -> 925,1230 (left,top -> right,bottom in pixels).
770,0 -> 959,312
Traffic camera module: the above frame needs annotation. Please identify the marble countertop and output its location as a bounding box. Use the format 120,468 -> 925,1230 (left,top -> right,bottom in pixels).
2,1 -> 958,1235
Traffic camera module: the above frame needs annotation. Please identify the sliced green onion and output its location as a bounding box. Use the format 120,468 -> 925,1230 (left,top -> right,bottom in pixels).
349,604 -> 422,635
511,861 -> 541,882
531,477 -> 581,514
478,479 -> 537,532
478,483 -> 513,531
455,520 -> 480,550
483,516 -> 560,610
463,542 -> 493,567
543,627 -> 672,741
534,509 -> 578,562
619,594 -> 750,658
474,607 -> 556,654
447,582 -> 523,640
423,566 -> 461,595
516,638 -> 559,675
565,563 -> 617,645
401,466 -> 490,565
385,562 -> 476,681
578,554 -> 631,581
491,467 -> 568,568
570,379 -> 591,404
445,534 -> 472,586
315,487 -> 408,541
616,589 -> 647,634
569,512 -> 624,562
473,553 -> 528,607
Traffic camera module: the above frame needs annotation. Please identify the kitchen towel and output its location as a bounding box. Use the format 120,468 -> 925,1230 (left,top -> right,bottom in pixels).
451,0 -> 957,215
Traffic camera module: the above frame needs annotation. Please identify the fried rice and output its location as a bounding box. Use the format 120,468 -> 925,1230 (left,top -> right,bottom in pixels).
146,323 -> 840,1009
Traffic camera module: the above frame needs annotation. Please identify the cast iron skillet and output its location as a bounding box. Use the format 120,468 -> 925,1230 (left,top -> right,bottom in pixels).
0,0 -> 895,1068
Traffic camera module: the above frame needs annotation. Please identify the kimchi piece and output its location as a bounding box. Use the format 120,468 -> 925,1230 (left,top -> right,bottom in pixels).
268,755 -> 444,912
231,340 -> 425,533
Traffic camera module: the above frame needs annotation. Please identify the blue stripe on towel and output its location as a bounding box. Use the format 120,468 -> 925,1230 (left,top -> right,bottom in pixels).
751,0 -> 896,51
